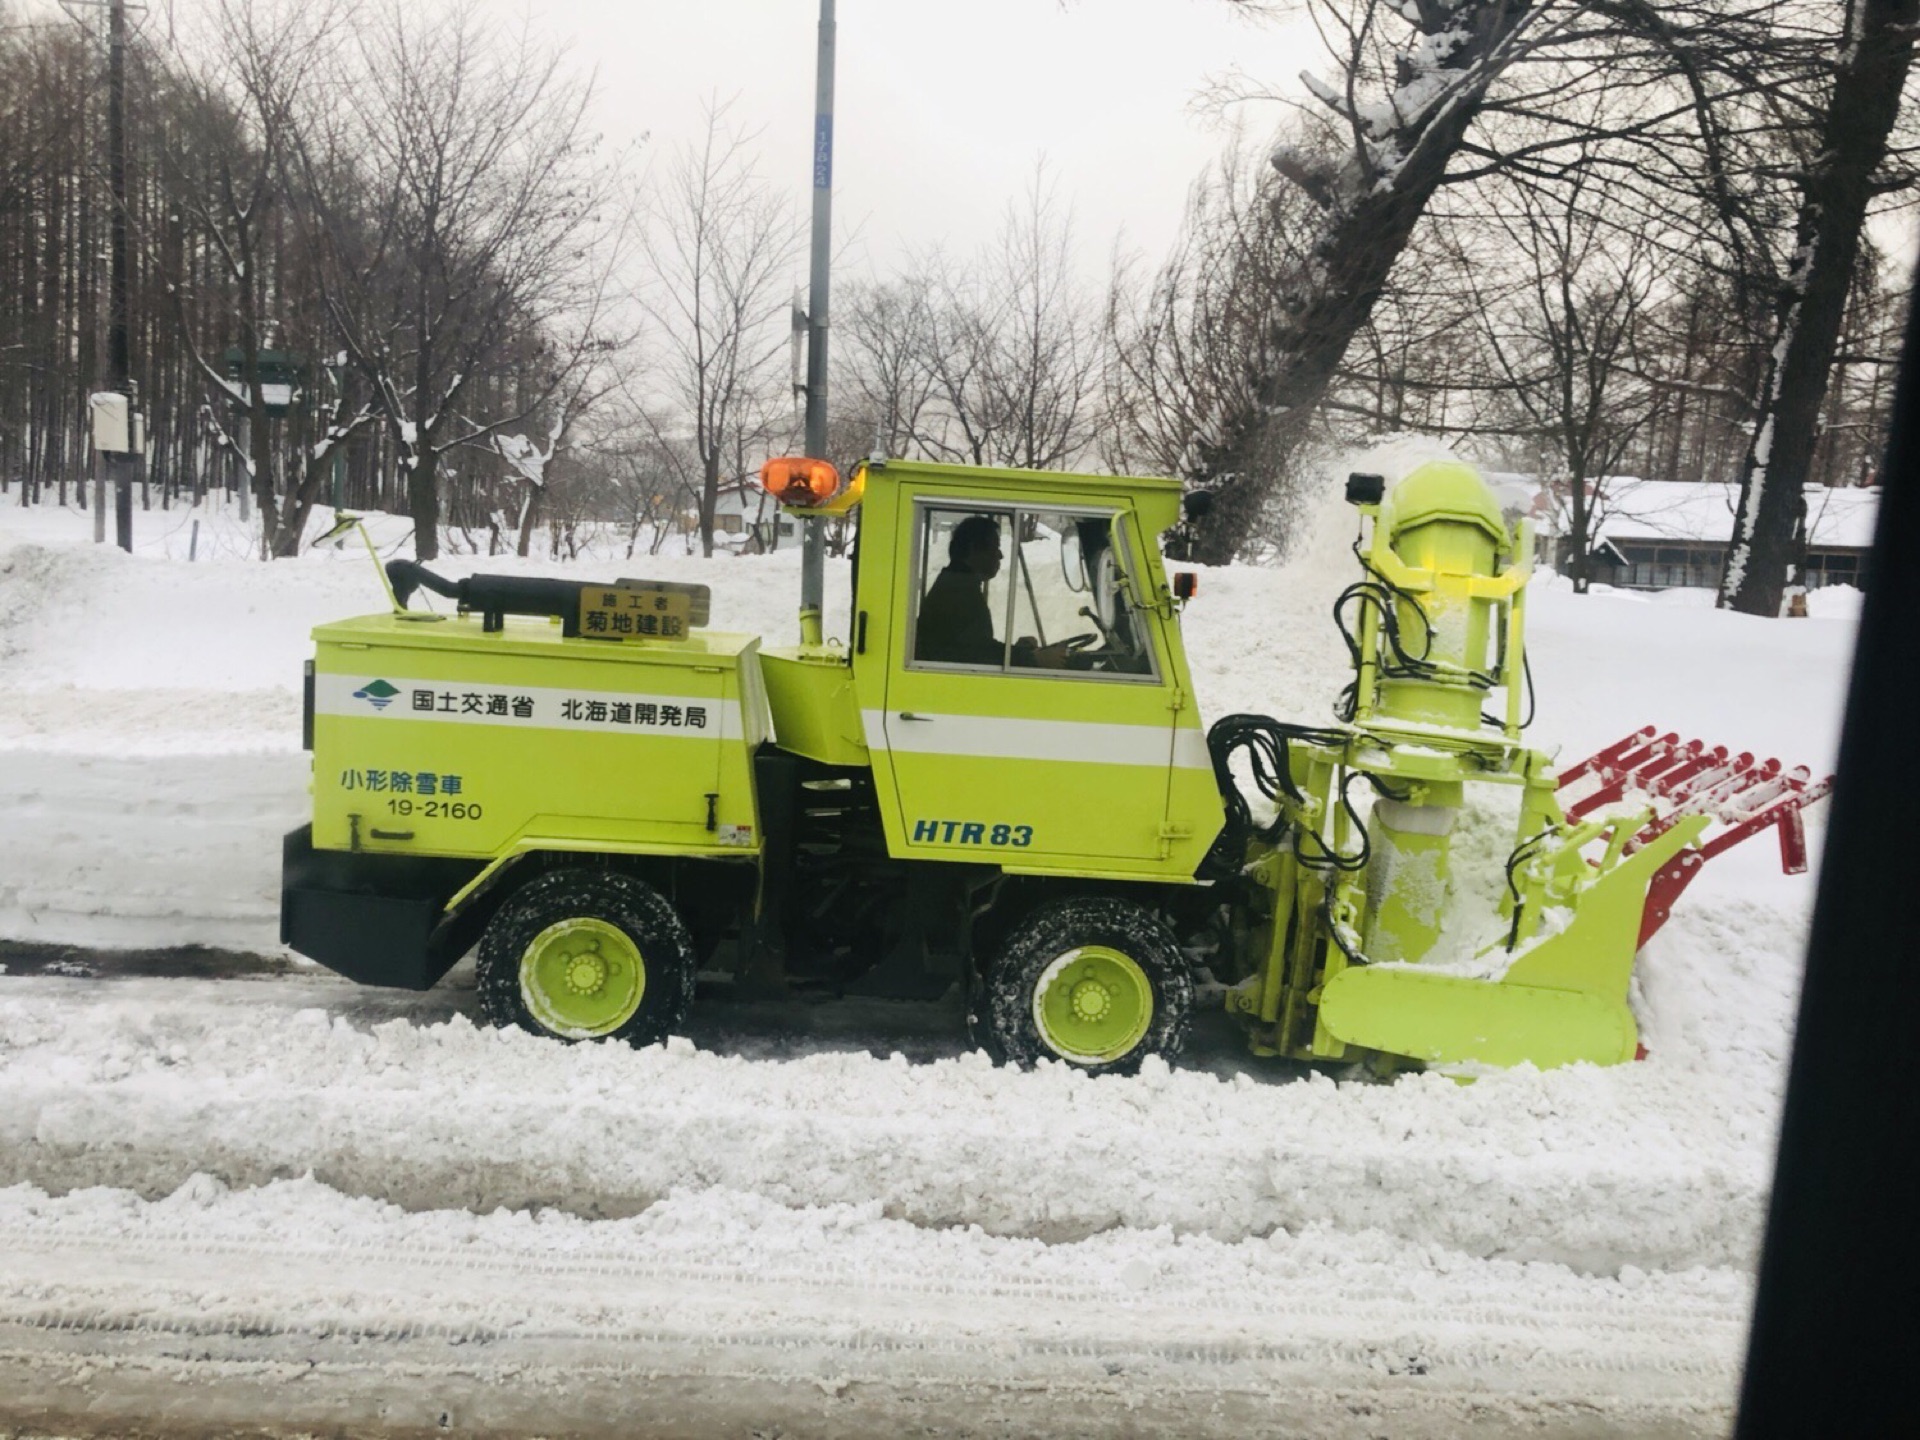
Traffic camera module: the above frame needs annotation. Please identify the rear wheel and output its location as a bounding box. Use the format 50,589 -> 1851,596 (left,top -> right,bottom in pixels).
976,896 -> 1190,1074
478,869 -> 696,1046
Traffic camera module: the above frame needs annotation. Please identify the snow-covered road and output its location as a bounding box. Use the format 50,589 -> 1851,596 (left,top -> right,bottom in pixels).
0,489 -> 1860,1435
0,959 -> 1762,1438
0,1162 -> 1745,1440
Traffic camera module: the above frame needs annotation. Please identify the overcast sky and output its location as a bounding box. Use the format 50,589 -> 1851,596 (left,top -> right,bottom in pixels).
506,0 -> 1319,282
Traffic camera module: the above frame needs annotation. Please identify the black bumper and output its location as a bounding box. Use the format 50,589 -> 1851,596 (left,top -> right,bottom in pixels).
280,826 -> 486,990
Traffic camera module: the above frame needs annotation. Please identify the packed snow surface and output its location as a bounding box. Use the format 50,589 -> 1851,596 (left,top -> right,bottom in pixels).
0,485 -> 1857,1434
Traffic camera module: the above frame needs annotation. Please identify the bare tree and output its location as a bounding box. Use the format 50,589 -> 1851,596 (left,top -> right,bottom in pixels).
1179,0 -> 1545,561
0,7 -> 92,507
1174,0 -> 1856,563
1461,168 -> 1659,590
634,98 -> 798,557
151,0 -> 378,557
1808,244 -> 1908,488
489,403 -> 568,558
1106,138 -> 1329,555
909,174 -> 1103,471
285,0 -> 620,560
838,279 -> 940,460
1332,242 -> 1490,440
1722,0 -> 1918,614
618,427 -> 706,556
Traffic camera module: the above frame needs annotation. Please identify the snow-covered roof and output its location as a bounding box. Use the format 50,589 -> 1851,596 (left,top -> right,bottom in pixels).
1527,478 -> 1879,550
1597,480 -> 1877,550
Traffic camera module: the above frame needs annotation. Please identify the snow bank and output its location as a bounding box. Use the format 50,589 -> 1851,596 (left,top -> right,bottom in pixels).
0,961 -> 1790,1271
0,519 -> 869,768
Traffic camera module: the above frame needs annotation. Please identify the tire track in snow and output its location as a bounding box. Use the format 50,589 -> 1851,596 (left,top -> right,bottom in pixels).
0,1223 -> 1744,1363
0,1177 -> 1747,1414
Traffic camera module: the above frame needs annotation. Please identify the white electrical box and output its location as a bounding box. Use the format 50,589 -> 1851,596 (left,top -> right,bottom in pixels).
90,392 -> 130,453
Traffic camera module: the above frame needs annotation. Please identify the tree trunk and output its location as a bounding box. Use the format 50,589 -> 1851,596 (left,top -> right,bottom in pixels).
699,453 -> 720,558
516,483 -> 540,558
248,392 -> 279,560
409,448 -> 441,560
274,435 -> 353,559
1722,0 -> 1917,615
1187,1 -> 1536,562
1566,471 -> 1593,594
274,484 -> 315,558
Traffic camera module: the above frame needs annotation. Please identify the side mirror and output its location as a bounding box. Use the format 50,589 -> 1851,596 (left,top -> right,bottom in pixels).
1182,490 -> 1215,520
1345,472 -> 1386,506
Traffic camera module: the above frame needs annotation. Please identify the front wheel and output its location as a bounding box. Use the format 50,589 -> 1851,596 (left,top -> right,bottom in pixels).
974,896 -> 1191,1075
477,869 -> 696,1046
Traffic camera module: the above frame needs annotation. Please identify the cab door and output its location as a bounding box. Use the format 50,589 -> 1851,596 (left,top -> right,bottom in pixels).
880,495 -> 1182,871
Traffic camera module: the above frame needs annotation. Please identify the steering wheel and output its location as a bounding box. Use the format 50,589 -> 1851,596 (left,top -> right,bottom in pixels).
1057,632 -> 1108,671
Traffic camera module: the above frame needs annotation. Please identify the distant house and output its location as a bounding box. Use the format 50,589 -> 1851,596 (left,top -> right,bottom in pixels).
1529,478 -> 1878,592
709,482 -> 797,550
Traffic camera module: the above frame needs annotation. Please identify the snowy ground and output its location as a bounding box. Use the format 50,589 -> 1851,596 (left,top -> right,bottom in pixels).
0,487 -> 1860,1436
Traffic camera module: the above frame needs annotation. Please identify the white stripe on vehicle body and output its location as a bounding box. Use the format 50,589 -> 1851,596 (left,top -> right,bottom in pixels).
315,673 -> 741,741
865,710 -> 1211,770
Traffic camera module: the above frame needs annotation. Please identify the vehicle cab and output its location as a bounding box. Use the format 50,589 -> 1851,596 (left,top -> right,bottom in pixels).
759,459 -> 1224,882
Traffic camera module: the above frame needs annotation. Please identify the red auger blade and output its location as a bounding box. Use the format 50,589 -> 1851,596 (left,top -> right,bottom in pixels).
1559,728 -> 1834,946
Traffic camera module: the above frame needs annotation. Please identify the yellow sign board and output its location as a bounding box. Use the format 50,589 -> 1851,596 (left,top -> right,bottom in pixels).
579,584 -> 693,641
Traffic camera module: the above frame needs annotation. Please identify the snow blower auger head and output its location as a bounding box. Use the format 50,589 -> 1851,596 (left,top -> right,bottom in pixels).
1215,461 -> 1833,1073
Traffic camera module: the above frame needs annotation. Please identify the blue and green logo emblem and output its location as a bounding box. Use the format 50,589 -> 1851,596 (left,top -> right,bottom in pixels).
353,679 -> 401,711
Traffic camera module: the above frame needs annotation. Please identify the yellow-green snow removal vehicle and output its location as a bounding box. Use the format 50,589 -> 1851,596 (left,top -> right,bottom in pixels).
281,459 -> 1829,1073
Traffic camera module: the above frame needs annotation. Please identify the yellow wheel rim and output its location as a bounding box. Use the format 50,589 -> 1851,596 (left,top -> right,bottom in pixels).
518,917 -> 646,1039
1032,945 -> 1153,1065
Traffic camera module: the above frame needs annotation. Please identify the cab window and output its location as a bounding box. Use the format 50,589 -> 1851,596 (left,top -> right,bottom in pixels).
908,502 -> 1157,680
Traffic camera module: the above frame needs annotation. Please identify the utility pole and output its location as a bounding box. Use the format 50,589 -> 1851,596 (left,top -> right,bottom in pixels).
66,0 -> 142,546
797,0 -> 835,646
104,0 -> 137,552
